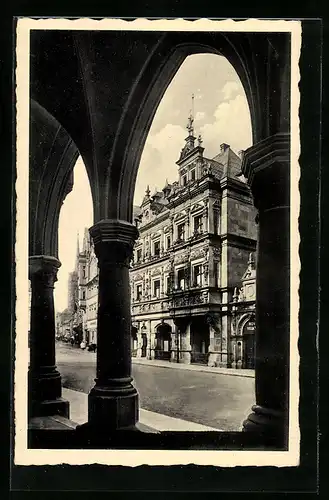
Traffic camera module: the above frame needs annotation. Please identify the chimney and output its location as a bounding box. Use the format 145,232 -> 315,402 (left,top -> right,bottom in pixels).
220,143 -> 230,153
238,149 -> 244,159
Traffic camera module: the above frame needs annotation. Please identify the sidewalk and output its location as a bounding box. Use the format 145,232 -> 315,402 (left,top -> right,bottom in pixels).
62,388 -> 222,432
132,357 -> 255,378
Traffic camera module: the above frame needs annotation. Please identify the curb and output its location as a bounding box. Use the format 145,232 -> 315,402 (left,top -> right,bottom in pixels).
132,359 -> 255,378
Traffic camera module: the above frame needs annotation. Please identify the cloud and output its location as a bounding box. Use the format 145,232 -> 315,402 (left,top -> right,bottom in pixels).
200,94 -> 252,157
195,111 -> 205,121
134,124 -> 187,205
222,81 -> 240,100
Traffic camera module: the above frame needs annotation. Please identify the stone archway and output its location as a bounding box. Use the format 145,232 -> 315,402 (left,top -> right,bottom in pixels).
154,322 -> 172,361
235,313 -> 256,369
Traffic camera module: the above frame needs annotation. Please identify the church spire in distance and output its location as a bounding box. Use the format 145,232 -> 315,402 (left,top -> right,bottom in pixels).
74,232 -> 80,272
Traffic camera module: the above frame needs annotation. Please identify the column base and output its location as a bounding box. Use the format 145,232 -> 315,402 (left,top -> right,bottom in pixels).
208,352 -> 219,367
29,397 -> 70,419
86,383 -> 139,430
180,351 -> 191,364
28,369 -> 68,418
242,405 -> 288,446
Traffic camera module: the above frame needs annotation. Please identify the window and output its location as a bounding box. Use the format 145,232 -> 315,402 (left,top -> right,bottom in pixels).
214,208 -> 219,235
194,214 -> 203,234
177,223 -> 185,241
165,276 -> 170,294
166,235 -> 171,249
136,284 -> 142,301
182,175 -> 187,186
193,264 -> 202,287
214,262 -> 219,288
82,290 -> 86,300
177,268 -> 185,290
83,266 -> 86,278
153,280 -> 161,298
136,248 -> 142,262
153,240 -> 160,257
191,169 -> 196,181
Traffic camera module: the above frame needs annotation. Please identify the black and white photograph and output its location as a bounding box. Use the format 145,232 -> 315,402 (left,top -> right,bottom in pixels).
14,18 -> 302,467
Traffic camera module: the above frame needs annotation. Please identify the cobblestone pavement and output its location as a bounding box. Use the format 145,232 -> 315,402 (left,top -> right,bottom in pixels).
56,342 -> 255,431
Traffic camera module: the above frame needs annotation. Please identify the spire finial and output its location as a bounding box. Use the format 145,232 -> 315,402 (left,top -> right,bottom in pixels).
198,134 -> 203,147
186,93 -> 195,136
146,185 -> 150,197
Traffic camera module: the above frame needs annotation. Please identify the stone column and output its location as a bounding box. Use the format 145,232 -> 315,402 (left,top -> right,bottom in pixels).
181,321 -> 192,364
241,133 -> 290,444
170,332 -> 176,362
208,324 -> 219,367
28,256 -> 69,418
79,219 -> 139,431
136,331 -> 142,358
202,200 -> 209,233
148,320 -> 155,359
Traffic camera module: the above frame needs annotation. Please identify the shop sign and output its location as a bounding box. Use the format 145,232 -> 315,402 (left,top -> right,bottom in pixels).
243,319 -> 255,334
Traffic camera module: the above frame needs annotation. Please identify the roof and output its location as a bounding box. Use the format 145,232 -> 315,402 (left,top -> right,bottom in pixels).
212,145 -> 243,179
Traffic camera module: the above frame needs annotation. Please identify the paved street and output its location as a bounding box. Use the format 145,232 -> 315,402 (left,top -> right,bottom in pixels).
56,342 -> 255,431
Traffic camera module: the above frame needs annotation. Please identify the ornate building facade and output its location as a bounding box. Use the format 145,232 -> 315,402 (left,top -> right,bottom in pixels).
129,114 -> 257,367
60,115 -> 257,367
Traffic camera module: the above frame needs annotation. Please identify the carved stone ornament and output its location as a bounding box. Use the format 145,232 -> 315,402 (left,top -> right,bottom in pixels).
175,252 -> 189,264
151,267 -> 162,276
190,246 -> 207,260
212,247 -> 221,258
191,203 -> 203,214
174,212 -> 187,223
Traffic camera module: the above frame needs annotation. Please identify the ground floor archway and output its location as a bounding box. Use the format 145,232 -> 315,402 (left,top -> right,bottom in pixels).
242,316 -> 256,369
131,325 -> 138,357
190,316 -> 210,365
155,322 -> 172,361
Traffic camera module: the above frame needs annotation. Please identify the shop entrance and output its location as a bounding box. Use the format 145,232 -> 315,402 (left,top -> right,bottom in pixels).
155,322 -> 172,361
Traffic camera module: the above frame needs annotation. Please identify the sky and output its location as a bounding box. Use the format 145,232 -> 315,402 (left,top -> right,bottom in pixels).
54,53 -> 252,312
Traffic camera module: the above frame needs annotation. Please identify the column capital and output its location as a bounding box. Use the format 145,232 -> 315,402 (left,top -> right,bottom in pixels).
28,255 -> 61,282
90,219 -> 139,267
241,133 -> 290,210
90,219 -> 139,245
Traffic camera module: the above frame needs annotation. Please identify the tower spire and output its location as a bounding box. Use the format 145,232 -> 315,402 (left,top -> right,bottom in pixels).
186,93 -> 195,137
75,232 -> 80,272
